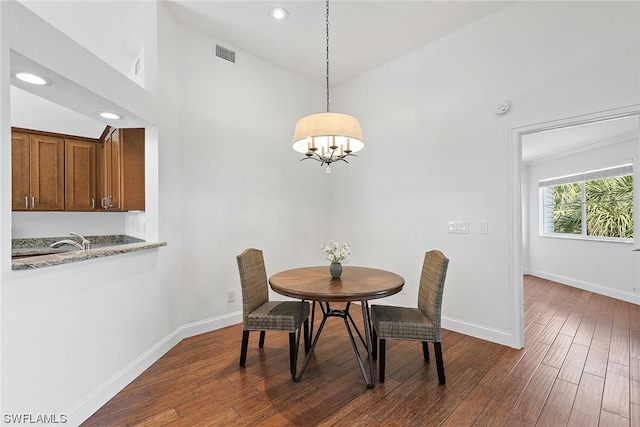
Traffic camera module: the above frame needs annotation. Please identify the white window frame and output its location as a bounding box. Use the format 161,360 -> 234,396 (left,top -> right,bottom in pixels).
539,163 -> 633,243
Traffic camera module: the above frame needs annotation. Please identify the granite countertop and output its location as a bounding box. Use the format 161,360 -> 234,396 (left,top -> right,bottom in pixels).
11,235 -> 167,270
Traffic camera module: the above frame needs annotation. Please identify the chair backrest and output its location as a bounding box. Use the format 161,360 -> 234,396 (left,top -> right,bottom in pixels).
236,248 -> 270,329
417,250 -> 449,340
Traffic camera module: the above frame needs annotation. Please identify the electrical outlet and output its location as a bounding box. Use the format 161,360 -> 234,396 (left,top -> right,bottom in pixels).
227,290 -> 235,303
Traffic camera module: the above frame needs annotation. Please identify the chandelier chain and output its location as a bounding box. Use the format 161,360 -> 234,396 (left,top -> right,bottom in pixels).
291,0 -> 363,173
326,0 -> 330,112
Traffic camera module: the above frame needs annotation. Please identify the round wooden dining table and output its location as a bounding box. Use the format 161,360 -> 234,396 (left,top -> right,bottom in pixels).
269,266 -> 404,388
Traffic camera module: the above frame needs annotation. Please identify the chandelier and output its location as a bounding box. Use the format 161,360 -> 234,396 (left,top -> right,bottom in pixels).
291,0 -> 364,173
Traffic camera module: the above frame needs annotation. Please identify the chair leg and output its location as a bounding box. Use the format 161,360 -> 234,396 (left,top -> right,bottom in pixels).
422,341 -> 430,361
379,338 -> 386,383
372,329 -> 378,361
434,341 -> 446,385
240,330 -> 250,367
303,318 -> 310,353
259,331 -> 266,348
288,332 -> 296,375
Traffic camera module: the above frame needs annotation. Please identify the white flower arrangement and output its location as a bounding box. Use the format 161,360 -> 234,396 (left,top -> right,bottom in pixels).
321,240 -> 351,264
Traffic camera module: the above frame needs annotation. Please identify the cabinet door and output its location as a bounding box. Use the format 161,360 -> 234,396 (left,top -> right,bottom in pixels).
100,127 -> 145,211
30,134 -> 64,211
120,128 -> 145,211
11,132 -> 30,211
101,128 -> 121,210
101,134 -> 111,209
109,128 -> 122,210
65,139 -> 96,211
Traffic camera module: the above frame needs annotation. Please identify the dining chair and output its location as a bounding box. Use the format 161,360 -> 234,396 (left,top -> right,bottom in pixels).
371,250 -> 449,384
237,248 -> 310,375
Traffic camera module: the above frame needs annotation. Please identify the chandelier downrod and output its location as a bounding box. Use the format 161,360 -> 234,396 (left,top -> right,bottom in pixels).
326,0 -> 330,112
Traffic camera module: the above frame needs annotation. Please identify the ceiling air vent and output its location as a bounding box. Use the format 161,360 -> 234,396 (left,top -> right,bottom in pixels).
215,44 -> 236,64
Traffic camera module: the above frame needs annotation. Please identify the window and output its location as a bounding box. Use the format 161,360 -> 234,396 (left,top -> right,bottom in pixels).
540,163 -> 633,240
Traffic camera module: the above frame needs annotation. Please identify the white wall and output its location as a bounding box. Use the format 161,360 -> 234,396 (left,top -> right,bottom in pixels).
331,1 -> 639,345
175,15 -> 332,325
11,212 -> 125,239
11,86 -> 105,138
525,138 -> 638,302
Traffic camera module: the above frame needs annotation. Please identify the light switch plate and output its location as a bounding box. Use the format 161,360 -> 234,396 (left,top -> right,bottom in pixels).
479,221 -> 489,235
448,221 -> 469,234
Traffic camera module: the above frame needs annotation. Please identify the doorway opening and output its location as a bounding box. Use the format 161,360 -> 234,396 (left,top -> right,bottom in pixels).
511,105 -> 640,348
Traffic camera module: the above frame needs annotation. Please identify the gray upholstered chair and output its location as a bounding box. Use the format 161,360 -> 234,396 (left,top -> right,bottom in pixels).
237,248 -> 309,375
371,250 -> 449,384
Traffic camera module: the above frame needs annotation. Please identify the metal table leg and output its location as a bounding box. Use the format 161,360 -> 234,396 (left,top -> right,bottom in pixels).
361,300 -> 375,388
293,301 -> 330,382
293,301 -> 375,388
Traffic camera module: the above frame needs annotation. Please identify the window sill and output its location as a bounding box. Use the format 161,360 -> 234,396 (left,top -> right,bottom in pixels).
540,233 -> 633,244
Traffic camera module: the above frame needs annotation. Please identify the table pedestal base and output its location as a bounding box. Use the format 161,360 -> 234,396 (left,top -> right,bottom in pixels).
294,301 -> 375,388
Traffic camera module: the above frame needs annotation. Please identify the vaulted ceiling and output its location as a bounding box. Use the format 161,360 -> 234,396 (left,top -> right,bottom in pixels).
163,1 -> 515,86
13,1 -> 638,153
21,1 -> 516,86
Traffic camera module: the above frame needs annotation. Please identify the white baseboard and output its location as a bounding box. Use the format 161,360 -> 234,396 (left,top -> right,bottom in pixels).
66,311 -> 242,426
524,268 -> 640,305
442,316 -> 517,348
180,311 -> 243,339
371,302 -> 519,349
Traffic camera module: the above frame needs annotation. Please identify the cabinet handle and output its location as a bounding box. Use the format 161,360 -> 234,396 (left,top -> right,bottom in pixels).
31,197 -> 34,209
25,197 -> 28,209
91,198 -> 95,209
101,198 -> 106,209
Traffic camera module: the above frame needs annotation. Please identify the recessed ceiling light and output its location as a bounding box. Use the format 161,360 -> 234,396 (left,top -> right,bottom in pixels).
14,71 -> 50,86
99,112 -> 122,120
269,7 -> 289,20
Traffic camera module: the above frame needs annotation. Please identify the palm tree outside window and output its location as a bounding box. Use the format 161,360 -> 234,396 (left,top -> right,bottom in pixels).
540,163 -> 633,240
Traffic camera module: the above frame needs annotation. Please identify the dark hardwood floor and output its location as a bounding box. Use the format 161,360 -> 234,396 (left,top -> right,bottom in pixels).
82,275 -> 638,426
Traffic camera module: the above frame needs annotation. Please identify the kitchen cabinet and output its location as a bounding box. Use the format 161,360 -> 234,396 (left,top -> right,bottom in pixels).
101,127 -> 145,211
11,132 -> 29,210
11,131 -> 64,211
11,127 -> 144,212
65,139 -> 97,211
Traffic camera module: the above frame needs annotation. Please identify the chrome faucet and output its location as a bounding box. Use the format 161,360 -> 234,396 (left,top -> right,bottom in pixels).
70,232 -> 91,250
50,239 -> 84,251
50,232 -> 91,251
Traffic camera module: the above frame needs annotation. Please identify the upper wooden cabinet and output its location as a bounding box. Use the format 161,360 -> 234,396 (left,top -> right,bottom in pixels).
12,131 -> 65,211
12,127 -> 145,212
101,127 -> 145,211
11,132 -> 30,211
65,139 -> 97,211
